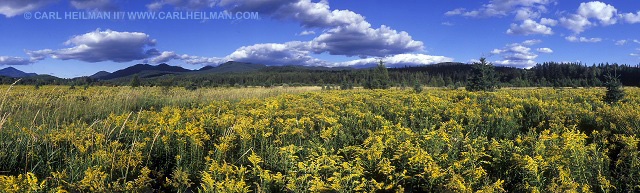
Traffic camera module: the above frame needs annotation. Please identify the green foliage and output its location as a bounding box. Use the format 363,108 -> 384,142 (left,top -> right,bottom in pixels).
412,78 -> 423,93
365,60 -> 391,89
467,58 -> 498,92
340,79 -> 353,90
1,87 -> 640,192
130,75 -> 141,88
184,83 -> 198,91
604,72 -> 625,103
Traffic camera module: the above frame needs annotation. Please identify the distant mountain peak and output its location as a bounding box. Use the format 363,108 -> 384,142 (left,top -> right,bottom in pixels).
94,63 -> 192,80
0,67 -> 37,78
196,61 -> 267,73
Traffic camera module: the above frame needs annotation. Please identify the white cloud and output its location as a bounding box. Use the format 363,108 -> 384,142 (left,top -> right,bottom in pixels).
297,30 -> 315,36
522,39 -> 542,46
141,0 -> 442,67
576,1 -> 617,25
560,1 -> 619,34
31,29 -> 158,63
559,14 -> 592,34
489,40 -> 548,68
490,49 -> 506,55
565,36 -> 602,43
178,55 -> 226,65
441,21 -> 454,26
445,8 -> 466,16
148,51 -> 178,64
536,47 -> 553,53
0,56 -> 32,66
70,0 -> 118,11
634,40 -> 640,44
494,59 -> 536,67
310,24 -> 423,57
514,7 -> 541,20
621,11 -> 640,24
335,54 -> 453,67
507,19 -> 553,35
444,0 -> 554,18
615,40 -> 627,46
206,0 -> 424,58
0,0 -> 55,17
225,41 -> 328,66
539,18 -> 558,26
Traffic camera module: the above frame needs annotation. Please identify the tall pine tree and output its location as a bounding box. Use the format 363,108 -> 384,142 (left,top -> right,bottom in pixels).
466,58 -> 497,92
365,60 -> 391,89
603,72 -> 625,104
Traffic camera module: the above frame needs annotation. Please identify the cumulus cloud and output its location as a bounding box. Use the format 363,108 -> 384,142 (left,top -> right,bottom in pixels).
70,0 -> 118,11
31,29 -> 158,63
214,0 -> 425,58
621,11 -> 640,24
559,14 -> 592,34
225,41 -> 328,66
576,1 -> 617,25
0,0 -> 55,17
489,40 -> 550,68
615,40 -> 627,46
539,18 -> 558,26
148,51 -> 178,64
310,24 -> 423,57
565,36 -> 602,43
444,0 -> 554,18
507,19 -> 553,35
536,47 -> 553,53
141,0 -> 441,67
0,56 -> 32,66
560,1 -> 619,34
336,54 -> 453,67
514,7 -> 541,20
155,46 -> 451,68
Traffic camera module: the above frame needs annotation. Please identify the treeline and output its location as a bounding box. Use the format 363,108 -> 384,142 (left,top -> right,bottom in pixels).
2,62 -> 639,88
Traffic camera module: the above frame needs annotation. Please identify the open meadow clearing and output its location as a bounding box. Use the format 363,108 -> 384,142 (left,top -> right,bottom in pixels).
0,86 -> 639,192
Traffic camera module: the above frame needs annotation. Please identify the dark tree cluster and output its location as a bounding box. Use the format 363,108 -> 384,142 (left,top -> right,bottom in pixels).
2,62 -> 640,89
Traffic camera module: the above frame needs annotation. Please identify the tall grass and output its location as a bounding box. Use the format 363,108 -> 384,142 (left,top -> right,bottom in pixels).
0,87 -> 639,192
0,85 -> 319,128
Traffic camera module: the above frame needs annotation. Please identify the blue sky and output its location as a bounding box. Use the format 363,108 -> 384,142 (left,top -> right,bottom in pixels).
0,0 -> 639,78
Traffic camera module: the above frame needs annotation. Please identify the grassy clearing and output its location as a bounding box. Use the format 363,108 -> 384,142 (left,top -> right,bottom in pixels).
0,85 -> 320,128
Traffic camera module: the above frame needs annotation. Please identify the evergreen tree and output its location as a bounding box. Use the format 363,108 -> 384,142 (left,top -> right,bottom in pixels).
466,58 -> 497,92
185,82 -> 198,91
130,75 -> 141,88
412,77 -> 423,93
365,60 -> 391,89
603,72 -> 625,104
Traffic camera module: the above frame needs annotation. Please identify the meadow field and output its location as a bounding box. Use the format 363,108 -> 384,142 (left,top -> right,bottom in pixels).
0,86 -> 639,192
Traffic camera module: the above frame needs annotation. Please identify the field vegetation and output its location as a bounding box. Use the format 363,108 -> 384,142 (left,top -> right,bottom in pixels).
0,86 -> 639,192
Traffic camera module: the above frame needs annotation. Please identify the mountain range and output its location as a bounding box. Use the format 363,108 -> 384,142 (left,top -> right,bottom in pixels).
0,67 -> 38,78
0,61 -> 360,80
88,61 -> 357,80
